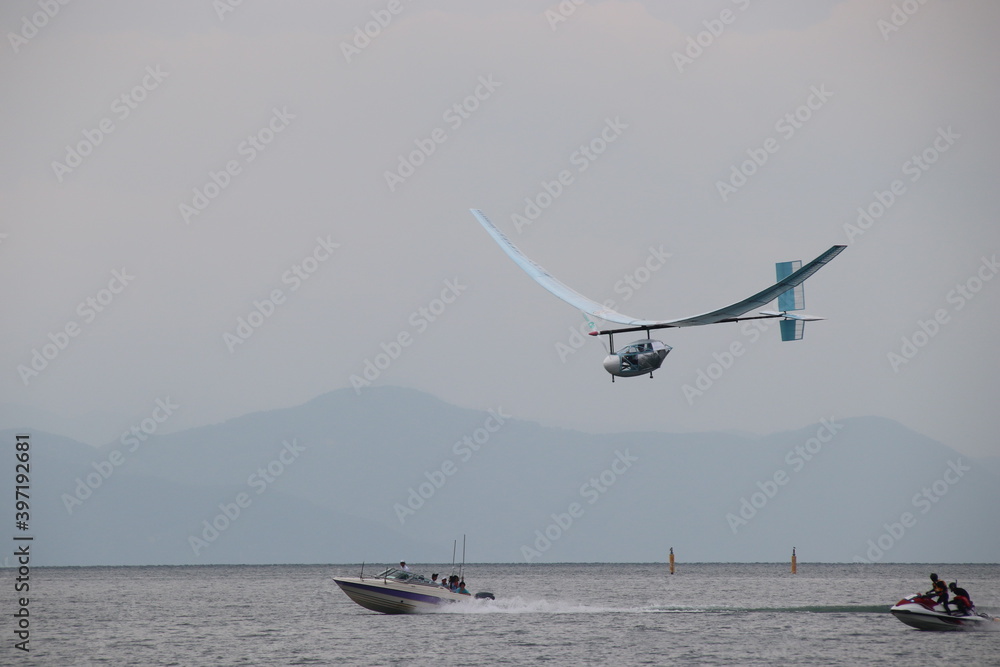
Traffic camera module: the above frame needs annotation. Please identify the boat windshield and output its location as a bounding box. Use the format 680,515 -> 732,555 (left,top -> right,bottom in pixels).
369,568 -> 436,585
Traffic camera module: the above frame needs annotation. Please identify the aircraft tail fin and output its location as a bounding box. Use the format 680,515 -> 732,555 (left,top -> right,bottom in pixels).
780,318 -> 805,341
775,259 -> 812,341
776,260 -> 805,311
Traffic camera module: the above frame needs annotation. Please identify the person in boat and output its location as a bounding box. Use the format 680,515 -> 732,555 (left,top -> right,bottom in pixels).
923,573 -> 941,596
431,573 -> 440,585
931,579 -> 950,612
399,561 -> 411,572
457,581 -> 470,595
949,582 -> 973,615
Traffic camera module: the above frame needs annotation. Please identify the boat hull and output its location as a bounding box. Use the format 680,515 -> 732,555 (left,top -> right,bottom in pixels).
890,608 -> 984,631
333,577 -> 469,614
890,595 -> 997,631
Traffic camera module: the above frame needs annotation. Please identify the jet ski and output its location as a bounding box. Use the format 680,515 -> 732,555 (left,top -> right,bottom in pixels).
890,594 -> 999,631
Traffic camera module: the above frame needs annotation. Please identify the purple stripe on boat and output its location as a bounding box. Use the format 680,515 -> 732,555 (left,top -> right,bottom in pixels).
338,579 -> 449,605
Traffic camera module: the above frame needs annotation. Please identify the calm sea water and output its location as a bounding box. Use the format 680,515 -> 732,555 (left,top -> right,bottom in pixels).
9,563 -> 999,666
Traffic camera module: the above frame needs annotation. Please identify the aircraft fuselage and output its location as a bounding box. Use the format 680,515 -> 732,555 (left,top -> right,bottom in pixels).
603,339 -> 672,377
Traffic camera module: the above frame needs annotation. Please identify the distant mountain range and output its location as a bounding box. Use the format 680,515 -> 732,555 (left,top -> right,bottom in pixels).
1,386 -> 997,566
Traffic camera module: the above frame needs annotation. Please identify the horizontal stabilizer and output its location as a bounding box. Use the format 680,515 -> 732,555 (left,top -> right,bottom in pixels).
760,311 -> 823,341
758,311 -> 825,322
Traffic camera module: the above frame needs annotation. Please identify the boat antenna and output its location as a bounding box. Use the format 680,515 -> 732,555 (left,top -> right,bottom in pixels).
360,561 -> 365,579
460,534 -> 466,581
451,539 -> 457,575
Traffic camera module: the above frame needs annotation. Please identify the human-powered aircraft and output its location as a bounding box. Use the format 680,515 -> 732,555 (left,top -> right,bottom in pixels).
470,209 -> 845,381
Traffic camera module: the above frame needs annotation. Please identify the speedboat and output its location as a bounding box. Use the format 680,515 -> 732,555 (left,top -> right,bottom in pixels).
890,594 -> 999,631
333,567 -> 495,614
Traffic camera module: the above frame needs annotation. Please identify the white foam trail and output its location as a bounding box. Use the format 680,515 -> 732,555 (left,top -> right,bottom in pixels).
432,596 -> 633,615
435,597 -> 922,616
432,596 -> 700,615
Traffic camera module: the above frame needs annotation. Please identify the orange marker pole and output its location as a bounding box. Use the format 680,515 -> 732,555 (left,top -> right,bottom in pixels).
669,547 -> 675,575
791,547 -> 797,574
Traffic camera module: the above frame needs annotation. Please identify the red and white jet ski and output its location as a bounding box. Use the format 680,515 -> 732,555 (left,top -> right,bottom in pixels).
890,594 -> 998,631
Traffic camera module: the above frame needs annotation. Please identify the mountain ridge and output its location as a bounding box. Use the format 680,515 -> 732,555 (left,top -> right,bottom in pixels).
1,387 -> 996,565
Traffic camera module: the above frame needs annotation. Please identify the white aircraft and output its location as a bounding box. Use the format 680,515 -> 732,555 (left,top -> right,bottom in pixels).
470,209 -> 846,381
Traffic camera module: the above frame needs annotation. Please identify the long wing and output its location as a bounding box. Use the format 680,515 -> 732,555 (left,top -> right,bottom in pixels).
470,209 -> 660,326
470,208 -> 845,330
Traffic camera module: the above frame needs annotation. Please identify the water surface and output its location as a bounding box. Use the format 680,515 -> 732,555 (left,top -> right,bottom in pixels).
15,563 -> 1000,665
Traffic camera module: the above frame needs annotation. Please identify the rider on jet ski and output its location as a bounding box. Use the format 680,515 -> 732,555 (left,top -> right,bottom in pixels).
923,573 -> 950,612
949,582 -> 973,615
918,574 -> 980,616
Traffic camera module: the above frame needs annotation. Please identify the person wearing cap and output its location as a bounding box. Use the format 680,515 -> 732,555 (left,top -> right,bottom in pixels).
399,561 -> 411,572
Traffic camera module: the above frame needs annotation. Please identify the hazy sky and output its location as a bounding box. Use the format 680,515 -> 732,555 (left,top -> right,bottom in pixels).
3,0 -> 999,458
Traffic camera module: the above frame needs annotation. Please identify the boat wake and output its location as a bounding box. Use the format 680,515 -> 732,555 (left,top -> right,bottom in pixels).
436,599 -> 897,615
433,594 -> 999,620
647,604 -> 890,615
432,596 -> 633,615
